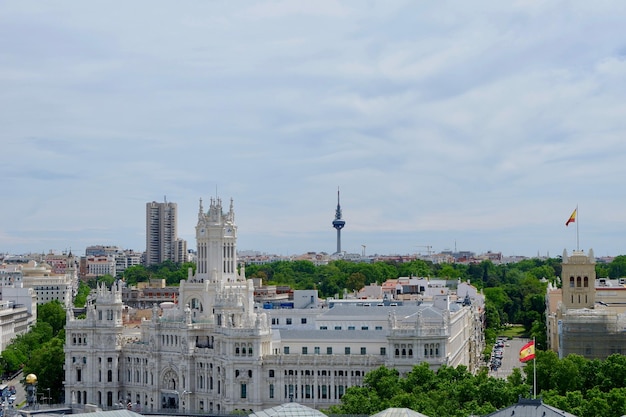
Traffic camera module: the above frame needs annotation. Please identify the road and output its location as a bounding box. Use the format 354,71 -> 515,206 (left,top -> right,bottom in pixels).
489,338 -> 532,379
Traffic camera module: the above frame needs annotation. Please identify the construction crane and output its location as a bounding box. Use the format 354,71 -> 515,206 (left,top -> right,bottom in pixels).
415,245 -> 434,256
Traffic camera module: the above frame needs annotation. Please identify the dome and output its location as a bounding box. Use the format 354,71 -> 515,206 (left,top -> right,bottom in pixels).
25,374 -> 37,384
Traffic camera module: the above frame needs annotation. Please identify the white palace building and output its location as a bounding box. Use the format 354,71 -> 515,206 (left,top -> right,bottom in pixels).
64,197 -> 485,413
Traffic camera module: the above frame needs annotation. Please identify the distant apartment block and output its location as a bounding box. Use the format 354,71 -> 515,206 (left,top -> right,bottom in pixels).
115,250 -> 142,274
85,255 -> 117,278
0,264 -> 40,350
0,299 -> 35,352
121,279 -> 178,309
20,260 -> 77,307
174,238 -> 188,264
0,263 -> 22,287
146,200 -> 184,266
79,248 -> 142,279
86,245 -> 122,257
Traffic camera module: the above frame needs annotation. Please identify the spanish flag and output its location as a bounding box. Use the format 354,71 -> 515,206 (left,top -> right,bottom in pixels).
565,208 -> 577,227
519,340 -> 535,362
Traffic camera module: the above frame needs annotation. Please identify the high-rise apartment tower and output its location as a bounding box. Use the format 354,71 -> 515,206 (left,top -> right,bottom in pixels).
145,198 -> 178,266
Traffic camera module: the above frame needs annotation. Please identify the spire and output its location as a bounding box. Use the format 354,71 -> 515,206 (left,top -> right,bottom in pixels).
335,188 -> 342,221
198,198 -> 204,219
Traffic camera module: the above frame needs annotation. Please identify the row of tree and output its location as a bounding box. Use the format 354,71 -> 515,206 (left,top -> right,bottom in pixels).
327,351 -> 626,417
0,300 -> 66,403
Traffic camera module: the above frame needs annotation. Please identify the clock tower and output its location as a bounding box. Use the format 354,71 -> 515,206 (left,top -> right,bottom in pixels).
195,197 -> 238,282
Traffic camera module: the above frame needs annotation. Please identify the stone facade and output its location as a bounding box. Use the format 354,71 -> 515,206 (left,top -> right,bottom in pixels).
64,197 -> 484,413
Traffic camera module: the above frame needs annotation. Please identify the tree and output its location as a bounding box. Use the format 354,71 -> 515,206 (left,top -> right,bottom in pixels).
346,272 -> 366,292
97,274 -> 115,287
37,300 -> 66,336
608,255 -> 626,278
74,281 -> 91,308
22,337 -> 65,403
122,265 -> 150,285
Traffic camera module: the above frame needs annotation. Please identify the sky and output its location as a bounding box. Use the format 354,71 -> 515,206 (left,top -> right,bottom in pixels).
2,1 -> 626,258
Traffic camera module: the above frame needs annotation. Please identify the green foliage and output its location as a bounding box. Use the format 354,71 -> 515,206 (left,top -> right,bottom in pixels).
123,264 -> 151,285
97,274 -> 115,287
607,255 -> 626,278
37,300 -> 66,336
119,261 -> 196,287
346,272 -> 366,292
73,281 -> 91,308
330,351 -> 626,417
22,336 -> 65,403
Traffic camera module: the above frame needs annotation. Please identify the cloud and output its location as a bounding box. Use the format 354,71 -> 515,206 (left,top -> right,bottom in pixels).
1,1 -> 626,257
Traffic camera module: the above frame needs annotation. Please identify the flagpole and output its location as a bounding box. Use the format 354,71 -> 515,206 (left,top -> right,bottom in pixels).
576,205 -> 579,251
533,337 -> 537,399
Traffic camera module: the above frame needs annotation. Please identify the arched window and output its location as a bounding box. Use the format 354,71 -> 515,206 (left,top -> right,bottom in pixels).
584,276 -> 589,287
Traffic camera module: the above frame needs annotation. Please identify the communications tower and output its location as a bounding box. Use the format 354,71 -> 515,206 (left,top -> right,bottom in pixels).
332,188 -> 346,254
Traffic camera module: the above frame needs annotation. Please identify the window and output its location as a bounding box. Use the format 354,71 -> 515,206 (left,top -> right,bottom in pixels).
361,326 -> 368,330
348,326 -> 355,330
241,383 -> 247,399
334,326 -> 341,330
380,347 -> 386,355
314,347 -> 320,354
286,318 -> 292,325
327,347 -> 333,354
301,318 -> 307,324
302,347 -> 308,354
283,347 -> 290,354
269,384 -> 275,399
320,326 -> 328,330
360,347 -> 366,355
77,369 -> 82,382
269,370 -> 275,378
345,347 -> 351,354
108,370 -> 113,382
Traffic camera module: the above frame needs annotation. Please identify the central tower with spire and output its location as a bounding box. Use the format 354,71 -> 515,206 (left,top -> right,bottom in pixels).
332,188 -> 346,254
195,196 -> 238,282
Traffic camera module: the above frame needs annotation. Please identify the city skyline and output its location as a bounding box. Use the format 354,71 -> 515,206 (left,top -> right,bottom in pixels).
2,2 -> 626,258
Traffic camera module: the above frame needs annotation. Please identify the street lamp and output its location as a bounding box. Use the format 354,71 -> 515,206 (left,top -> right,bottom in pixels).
46,388 -> 51,406
181,390 -> 192,412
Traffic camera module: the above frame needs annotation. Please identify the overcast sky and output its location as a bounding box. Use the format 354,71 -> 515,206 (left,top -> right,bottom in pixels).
2,1 -> 626,258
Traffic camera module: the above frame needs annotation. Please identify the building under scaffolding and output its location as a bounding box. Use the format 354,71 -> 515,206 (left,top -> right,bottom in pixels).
546,249 -> 626,359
